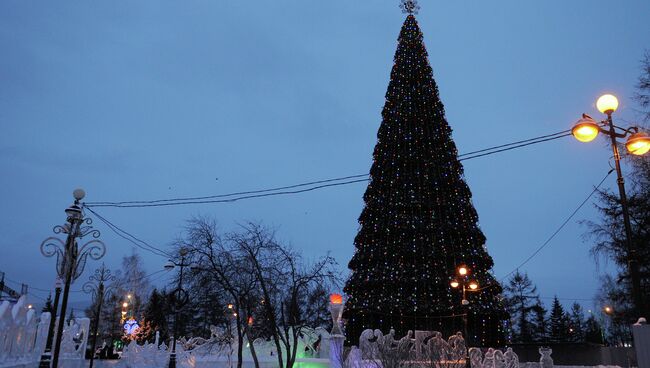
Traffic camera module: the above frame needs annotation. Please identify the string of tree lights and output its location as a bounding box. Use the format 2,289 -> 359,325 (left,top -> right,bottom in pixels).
342,14 -> 508,346
82,129 -> 572,210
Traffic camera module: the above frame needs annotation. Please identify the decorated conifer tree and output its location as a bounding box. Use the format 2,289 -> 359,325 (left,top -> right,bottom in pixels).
343,5 -> 507,346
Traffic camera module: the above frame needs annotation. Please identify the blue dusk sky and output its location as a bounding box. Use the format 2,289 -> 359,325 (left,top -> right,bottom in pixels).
1,1 -> 649,311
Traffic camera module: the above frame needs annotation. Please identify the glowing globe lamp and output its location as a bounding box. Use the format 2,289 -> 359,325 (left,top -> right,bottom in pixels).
330,293 -> 343,304
122,302 -> 128,308
572,118 -> 600,143
604,306 -> 613,314
457,266 -> 468,276
626,132 -> 650,156
468,281 -> 479,290
450,280 -> 460,288
596,94 -> 619,114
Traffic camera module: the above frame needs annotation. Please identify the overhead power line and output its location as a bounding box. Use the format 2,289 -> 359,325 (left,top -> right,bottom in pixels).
4,269 -> 169,295
474,169 -> 614,293
86,207 -> 172,258
85,129 -> 572,209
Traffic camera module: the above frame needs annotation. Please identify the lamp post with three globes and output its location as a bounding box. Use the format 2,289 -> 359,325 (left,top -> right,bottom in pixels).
571,94 -> 650,317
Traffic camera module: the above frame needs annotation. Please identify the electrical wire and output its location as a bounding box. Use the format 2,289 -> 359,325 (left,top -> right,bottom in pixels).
457,130 -> 570,158
85,130 -> 573,209
87,174 -> 370,206
1,269 -> 170,296
86,178 -> 370,209
475,169 -> 615,293
85,207 -> 172,258
458,133 -> 572,161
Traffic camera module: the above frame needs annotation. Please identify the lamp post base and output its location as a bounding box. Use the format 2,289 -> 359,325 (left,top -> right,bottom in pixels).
169,352 -> 176,368
38,352 -> 52,368
329,335 -> 345,368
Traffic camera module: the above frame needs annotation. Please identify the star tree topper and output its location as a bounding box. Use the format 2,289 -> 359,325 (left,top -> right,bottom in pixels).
400,0 -> 420,15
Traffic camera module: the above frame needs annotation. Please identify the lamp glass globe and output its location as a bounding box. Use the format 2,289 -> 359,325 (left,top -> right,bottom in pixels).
596,94 -> 619,114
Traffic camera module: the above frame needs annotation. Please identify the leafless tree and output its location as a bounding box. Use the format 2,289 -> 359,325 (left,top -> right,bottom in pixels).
180,216 -> 260,368
177,217 -> 339,368
230,222 -> 340,368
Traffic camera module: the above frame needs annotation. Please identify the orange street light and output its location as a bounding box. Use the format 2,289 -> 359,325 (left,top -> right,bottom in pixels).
626,132 -> 650,156
571,117 -> 600,143
450,280 -> 460,288
468,281 -> 479,290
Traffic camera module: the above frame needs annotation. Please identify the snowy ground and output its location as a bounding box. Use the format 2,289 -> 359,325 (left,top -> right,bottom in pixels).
3,361 -> 119,368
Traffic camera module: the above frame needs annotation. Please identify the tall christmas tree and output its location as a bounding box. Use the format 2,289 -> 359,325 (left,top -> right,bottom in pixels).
343,6 -> 507,346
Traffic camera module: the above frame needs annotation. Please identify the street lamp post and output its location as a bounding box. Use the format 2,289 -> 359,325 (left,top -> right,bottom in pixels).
39,277 -> 63,368
164,249 -> 190,368
83,264 -> 116,368
450,265 -> 479,347
39,189 -> 106,368
571,94 -> 650,317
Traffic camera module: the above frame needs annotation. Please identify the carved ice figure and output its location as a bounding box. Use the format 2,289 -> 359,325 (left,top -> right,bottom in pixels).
427,331 -> 449,361
359,328 -> 378,359
469,348 -> 484,368
414,330 -> 433,360
504,347 -> 519,368
483,348 -> 496,368
397,330 -> 414,360
384,328 -> 397,349
448,331 -> 466,360
345,346 -> 363,368
539,347 -> 553,368
494,349 -> 506,368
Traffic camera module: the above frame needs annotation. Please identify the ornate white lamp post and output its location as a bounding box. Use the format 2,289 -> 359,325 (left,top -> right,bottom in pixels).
329,293 -> 345,368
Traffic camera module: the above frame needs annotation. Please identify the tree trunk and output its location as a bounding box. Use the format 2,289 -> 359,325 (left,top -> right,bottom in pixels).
248,333 -> 260,368
236,320 -> 244,368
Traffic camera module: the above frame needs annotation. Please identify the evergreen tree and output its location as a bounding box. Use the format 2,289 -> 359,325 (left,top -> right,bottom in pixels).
42,294 -> 53,313
142,289 -> 170,342
584,315 -> 604,345
549,297 -> 569,343
568,303 -> 585,342
343,13 -> 506,345
531,301 -> 548,343
503,271 -> 539,343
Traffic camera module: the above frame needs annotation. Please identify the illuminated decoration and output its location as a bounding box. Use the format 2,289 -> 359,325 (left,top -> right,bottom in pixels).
596,94 -> 619,114
399,0 -> 420,15
343,12 -> 507,346
626,131 -> 650,155
123,318 -> 140,336
604,306 -> 613,315
572,117 -> 600,143
247,316 -> 254,326
227,304 -> 233,310
330,293 -> 343,305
